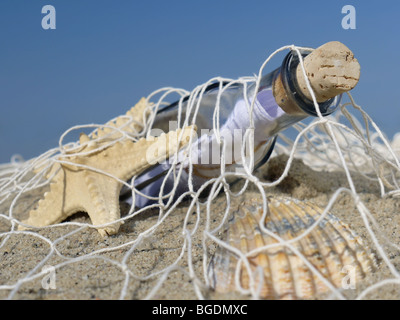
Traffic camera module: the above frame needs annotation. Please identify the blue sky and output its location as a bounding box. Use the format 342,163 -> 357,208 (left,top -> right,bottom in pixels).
0,0 -> 399,163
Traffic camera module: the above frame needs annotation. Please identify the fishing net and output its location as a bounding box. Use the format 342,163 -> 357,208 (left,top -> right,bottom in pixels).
0,44 -> 399,300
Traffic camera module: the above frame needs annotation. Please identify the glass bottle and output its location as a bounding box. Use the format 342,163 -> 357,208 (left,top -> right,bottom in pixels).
127,49 -> 342,207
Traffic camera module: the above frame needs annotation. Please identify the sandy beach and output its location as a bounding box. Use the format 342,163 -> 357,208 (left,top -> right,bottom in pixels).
2,0 -> 400,302
1,153 -> 399,300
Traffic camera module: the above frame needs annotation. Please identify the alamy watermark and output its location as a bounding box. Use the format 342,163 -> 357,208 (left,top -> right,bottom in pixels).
41,5 -> 56,30
342,265 -> 356,290
342,5 -> 356,30
145,121 -> 254,168
40,5 -> 357,31
41,265 -> 56,290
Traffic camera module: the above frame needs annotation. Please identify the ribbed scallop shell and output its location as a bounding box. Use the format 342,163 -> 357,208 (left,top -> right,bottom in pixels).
208,196 -> 377,300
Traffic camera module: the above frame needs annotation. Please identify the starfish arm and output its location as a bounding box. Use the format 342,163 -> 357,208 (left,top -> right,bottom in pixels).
124,97 -> 149,133
20,166 -> 87,229
83,170 -> 123,237
87,126 -> 196,183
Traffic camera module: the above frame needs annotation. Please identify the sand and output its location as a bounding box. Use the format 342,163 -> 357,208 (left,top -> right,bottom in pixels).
1,154 -> 399,300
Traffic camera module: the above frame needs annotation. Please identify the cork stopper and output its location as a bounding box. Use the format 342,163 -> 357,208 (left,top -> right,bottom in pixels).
273,41 -> 360,114
295,41 -> 360,103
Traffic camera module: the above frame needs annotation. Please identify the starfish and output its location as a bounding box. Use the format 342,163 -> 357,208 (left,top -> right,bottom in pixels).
19,99 -> 196,236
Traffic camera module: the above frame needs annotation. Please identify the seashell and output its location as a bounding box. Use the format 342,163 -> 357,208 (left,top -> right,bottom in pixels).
208,196 -> 377,300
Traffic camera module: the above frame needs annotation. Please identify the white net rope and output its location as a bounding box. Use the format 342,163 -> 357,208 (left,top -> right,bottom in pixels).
1,44 -> 400,300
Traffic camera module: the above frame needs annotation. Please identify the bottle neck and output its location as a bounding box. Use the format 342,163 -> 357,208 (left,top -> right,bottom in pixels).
273,50 -> 342,117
